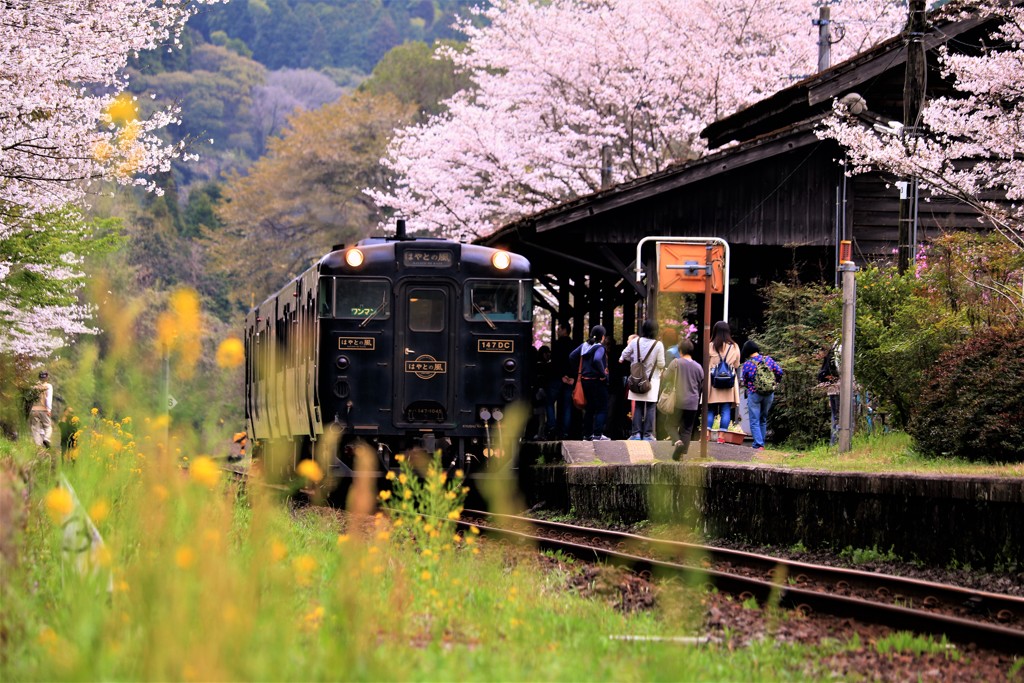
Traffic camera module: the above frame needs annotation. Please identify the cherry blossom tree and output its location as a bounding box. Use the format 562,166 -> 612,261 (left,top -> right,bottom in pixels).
369,0 -> 905,238
821,2 -> 1024,253
0,0 -> 219,357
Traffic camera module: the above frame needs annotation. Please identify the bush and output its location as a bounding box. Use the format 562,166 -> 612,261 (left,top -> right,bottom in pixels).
756,280 -> 839,448
909,327 -> 1024,461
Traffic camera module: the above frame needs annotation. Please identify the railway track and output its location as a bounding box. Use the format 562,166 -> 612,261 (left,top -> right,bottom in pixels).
460,509 -> 1024,654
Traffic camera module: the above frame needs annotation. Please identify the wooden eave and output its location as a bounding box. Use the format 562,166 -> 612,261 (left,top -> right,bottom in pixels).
480,115 -> 826,246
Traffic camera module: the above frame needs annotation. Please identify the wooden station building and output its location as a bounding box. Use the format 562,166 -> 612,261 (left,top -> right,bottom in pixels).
477,10 -> 996,344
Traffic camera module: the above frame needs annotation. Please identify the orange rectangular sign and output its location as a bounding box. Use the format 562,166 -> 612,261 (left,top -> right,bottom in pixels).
658,243 -> 725,293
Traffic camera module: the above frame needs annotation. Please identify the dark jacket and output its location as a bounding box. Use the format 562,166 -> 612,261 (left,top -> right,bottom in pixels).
568,341 -> 607,380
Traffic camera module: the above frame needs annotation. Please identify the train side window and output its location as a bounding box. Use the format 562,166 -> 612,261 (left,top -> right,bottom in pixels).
318,277 -> 334,318
520,279 -> 533,321
465,280 -> 521,322
335,279 -> 391,321
408,289 -> 445,332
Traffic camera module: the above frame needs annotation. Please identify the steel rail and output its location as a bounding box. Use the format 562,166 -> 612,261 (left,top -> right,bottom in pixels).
461,511 -> 1024,654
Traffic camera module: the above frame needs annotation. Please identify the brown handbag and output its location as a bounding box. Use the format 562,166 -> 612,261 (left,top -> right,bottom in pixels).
572,357 -> 586,409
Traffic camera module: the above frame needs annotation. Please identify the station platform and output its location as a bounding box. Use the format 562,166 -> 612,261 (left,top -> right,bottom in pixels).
537,438 -> 755,465
518,440 -> 1023,570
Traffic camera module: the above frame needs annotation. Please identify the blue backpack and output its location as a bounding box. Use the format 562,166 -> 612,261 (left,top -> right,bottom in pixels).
710,344 -> 735,389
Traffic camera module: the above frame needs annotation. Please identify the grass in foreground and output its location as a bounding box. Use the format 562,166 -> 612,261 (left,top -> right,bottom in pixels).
756,431 -> 1024,477
0,415 -> 979,681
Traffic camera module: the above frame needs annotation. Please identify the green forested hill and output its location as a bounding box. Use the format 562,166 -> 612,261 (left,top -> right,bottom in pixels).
189,0 -> 476,72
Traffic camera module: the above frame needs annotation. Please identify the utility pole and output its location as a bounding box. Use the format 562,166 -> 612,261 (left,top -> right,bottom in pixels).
838,259 -> 858,453
814,4 -> 831,72
898,0 -> 926,273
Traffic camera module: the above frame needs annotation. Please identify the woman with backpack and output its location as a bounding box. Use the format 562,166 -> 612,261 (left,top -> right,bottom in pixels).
706,321 -> 740,442
740,340 -> 783,451
566,325 -> 611,441
619,320 -> 665,441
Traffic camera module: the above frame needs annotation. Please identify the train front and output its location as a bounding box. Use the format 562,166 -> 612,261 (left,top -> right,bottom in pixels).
317,238 -> 531,468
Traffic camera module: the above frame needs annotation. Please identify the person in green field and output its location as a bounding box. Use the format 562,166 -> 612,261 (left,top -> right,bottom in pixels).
29,370 -> 53,449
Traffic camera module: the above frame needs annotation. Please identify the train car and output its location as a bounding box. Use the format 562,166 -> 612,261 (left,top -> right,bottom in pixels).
243,220 -> 531,476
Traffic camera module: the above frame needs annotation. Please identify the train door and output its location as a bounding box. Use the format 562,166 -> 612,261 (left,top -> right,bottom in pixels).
395,281 -> 456,428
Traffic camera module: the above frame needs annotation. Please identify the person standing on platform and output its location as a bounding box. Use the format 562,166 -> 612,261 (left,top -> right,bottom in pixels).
665,339 -> 704,460
740,340 -> 783,451
706,321 -> 741,442
29,370 -> 54,448
620,320 -> 665,441
567,325 -> 610,441
547,321 -> 575,439
658,327 -> 681,440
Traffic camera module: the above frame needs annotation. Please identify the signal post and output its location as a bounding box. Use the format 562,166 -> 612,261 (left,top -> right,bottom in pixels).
635,237 -> 729,460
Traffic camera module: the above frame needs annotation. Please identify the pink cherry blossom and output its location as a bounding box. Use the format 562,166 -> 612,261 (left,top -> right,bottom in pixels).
370,0 -> 905,239
820,2 -> 1024,253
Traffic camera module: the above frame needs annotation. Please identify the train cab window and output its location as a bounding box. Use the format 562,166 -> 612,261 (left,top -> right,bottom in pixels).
317,278 -> 334,318
465,280 -> 522,322
408,289 -> 445,332
319,277 -> 391,321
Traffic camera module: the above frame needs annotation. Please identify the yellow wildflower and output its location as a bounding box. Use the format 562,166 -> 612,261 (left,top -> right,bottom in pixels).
90,408 -> 98,416
420,570 -> 431,581
296,459 -> 324,483
447,510 -> 461,520
152,484 -> 169,501
189,456 -> 220,488
175,546 -> 195,569
215,337 -> 245,368
337,534 -> 350,546
376,531 -> 390,541
385,471 -> 396,481
394,454 -> 405,463
455,469 -> 464,478
398,473 -> 408,484
446,491 -> 456,500
403,489 -> 412,500
422,548 -> 433,557
470,525 -> 480,535
293,555 -> 317,587
271,540 -> 288,562
378,489 -> 392,501
45,487 -> 74,522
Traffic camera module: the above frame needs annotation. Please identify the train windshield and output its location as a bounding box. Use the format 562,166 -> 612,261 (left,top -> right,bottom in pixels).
464,280 -> 530,322
318,277 -> 391,320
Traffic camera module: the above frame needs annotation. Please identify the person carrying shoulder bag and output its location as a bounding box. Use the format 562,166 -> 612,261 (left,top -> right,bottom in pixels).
566,325 -> 610,441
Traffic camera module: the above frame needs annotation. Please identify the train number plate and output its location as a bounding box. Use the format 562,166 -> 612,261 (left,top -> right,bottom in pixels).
338,336 -> 375,350
478,339 -> 514,353
402,249 -> 454,267
405,401 -> 447,423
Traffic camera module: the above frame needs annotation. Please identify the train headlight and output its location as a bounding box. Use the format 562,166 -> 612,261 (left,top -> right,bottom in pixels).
336,355 -> 350,371
345,248 -> 364,267
491,250 -> 511,270
502,358 -> 517,373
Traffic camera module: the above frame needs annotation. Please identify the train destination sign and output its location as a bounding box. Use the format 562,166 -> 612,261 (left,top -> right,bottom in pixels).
338,336 -> 375,350
402,249 -> 453,267
478,339 -> 514,353
405,355 -> 447,379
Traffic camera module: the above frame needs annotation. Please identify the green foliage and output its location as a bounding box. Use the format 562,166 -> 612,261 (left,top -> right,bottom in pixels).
839,544 -> 899,565
909,326 -> 1024,461
360,40 -> 470,120
852,264 -> 968,427
874,632 -> 958,659
0,209 -> 123,312
755,279 -> 839,448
